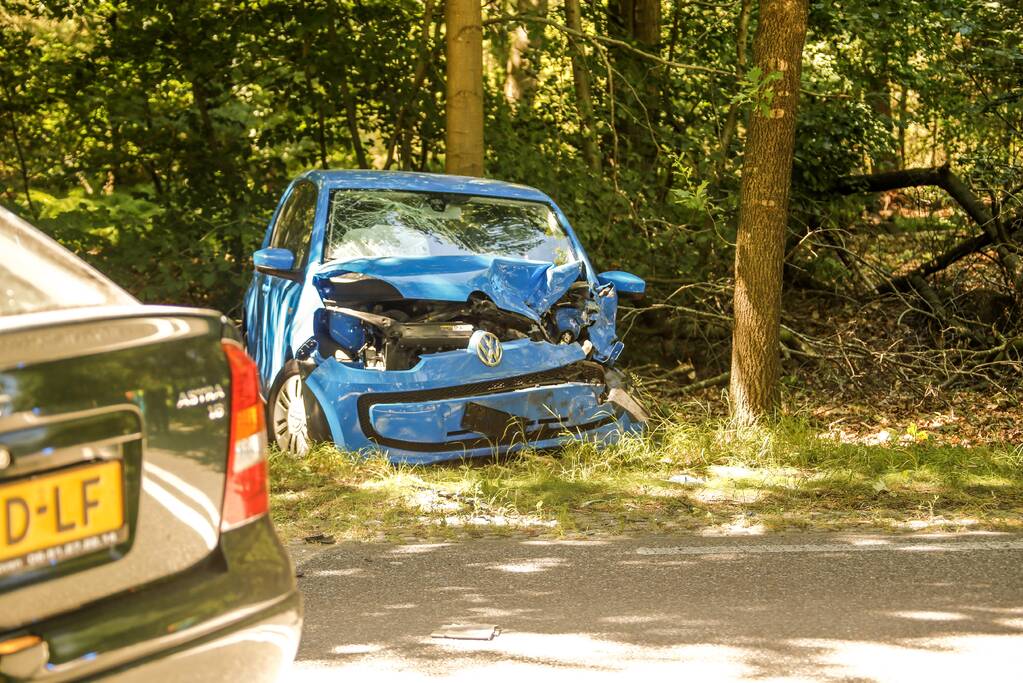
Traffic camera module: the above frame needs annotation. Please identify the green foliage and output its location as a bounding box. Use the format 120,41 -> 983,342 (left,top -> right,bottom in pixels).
732,66 -> 784,117
0,0 -> 1020,318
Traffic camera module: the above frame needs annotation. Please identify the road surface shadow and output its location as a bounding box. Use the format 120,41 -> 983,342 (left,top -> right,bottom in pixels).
291,533 -> 1023,681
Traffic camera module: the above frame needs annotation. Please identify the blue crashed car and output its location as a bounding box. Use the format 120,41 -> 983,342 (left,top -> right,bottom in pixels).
244,170 -> 647,463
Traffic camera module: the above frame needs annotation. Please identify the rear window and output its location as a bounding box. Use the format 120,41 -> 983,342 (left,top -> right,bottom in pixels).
0,206 -> 136,316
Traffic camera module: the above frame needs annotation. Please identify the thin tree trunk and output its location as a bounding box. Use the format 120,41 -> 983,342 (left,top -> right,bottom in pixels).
337,69 -> 368,169
665,0 -> 681,64
384,0 -> 438,169
326,0 -> 368,169
865,52 -> 895,171
729,0 -> 809,425
2,107 -> 35,217
504,0 -> 548,105
301,37 -> 329,169
716,0 -> 753,181
607,0 -> 661,164
445,0 -> 485,176
563,0 -> 601,173
897,83 -> 908,169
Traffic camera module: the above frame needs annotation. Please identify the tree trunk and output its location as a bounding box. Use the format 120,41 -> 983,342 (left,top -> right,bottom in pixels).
445,0 -> 485,176
607,0 -> 661,164
897,83 -> 908,169
326,1 -> 368,169
729,0 -> 809,425
563,0 -> 601,172
384,0 -> 438,169
865,53 -> 895,171
504,0 -> 548,105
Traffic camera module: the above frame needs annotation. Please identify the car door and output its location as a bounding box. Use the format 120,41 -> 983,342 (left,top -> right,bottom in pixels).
249,180 -> 318,386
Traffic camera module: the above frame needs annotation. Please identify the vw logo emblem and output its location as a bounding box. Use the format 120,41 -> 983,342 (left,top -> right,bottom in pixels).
472,331 -> 503,367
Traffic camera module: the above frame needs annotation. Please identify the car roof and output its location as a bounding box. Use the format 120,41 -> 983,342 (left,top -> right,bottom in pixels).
300,170 -> 554,204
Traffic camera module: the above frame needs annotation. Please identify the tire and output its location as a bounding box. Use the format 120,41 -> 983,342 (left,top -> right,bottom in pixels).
266,360 -> 331,455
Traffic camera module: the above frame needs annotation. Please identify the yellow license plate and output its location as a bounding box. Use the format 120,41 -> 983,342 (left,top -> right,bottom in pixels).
1,460 -> 124,573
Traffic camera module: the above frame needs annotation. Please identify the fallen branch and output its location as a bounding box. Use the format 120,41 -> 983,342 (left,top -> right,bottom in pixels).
832,164 -> 1023,291
678,371 -> 731,395
879,231 -> 993,293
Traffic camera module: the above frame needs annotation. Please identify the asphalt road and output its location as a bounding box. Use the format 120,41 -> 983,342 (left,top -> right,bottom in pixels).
286,533 -> 1023,682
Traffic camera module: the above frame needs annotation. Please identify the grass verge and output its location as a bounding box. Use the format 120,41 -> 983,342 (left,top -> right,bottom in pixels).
269,410 -> 1023,543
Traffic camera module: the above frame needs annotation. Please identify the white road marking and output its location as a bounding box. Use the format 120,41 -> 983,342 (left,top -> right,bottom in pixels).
635,540 -> 1023,556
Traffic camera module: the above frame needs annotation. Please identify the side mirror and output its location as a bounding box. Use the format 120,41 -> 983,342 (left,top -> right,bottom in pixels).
253,247 -> 295,273
597,270 -> 646,301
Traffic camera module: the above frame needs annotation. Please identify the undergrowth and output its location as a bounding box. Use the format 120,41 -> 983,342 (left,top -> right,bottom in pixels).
268,405 -> 1023,543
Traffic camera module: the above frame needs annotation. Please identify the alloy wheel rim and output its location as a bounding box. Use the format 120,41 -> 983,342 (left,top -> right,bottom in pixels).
272,374 -> 310,455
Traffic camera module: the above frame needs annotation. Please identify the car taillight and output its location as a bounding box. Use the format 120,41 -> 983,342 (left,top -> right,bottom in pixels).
220,340 -> 269,530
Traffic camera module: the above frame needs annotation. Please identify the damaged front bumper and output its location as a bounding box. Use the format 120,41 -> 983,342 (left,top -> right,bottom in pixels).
301,339 -> 645,464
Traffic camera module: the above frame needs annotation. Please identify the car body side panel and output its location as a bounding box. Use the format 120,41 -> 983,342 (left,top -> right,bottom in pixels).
246,181 -> 331,390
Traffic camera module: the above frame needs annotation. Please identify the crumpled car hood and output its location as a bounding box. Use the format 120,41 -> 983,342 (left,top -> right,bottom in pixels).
312,255 -> 585,321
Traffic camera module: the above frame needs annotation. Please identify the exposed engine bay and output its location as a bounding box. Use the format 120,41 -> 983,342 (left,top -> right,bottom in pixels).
311,271 -> 607,371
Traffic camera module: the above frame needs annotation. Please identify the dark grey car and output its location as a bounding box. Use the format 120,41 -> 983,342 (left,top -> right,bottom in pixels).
0,206 -> 301,681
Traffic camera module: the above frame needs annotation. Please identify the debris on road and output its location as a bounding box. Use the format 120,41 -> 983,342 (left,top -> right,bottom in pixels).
430,624 -> 500,641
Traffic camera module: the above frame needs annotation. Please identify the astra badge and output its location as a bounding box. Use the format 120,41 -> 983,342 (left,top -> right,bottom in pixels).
472,331 -> 503,367
176,384 -> 226,410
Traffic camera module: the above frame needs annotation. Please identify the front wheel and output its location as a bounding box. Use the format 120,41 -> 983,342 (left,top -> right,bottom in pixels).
267,360 -> 330,455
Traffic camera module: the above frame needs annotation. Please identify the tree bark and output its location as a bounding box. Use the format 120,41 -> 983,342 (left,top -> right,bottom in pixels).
445,0 -> 485,176
729,0 -> 809,425
563,0 -> 601,172
897,83 -> 908,169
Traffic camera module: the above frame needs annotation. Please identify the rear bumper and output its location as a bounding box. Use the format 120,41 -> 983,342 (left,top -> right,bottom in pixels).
97,591 -> 301,683
304,342 -> 644,464
17,517 -> 301,682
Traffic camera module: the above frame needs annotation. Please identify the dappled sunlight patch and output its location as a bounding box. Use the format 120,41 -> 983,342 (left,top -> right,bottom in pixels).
389,543 -> 452,555
486,557 -> 566,574
307,568 -> 369,578
784,634 -> 1023,682
890,611 -> 969,622
329,643 -> 385,656
416,631 -> 755,678
895,518 -> 980,531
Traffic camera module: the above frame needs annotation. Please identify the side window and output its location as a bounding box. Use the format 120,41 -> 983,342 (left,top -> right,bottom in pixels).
269,181 -> 317,269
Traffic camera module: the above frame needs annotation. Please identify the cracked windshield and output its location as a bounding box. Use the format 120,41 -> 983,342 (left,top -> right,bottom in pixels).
325,191 -> 576,265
